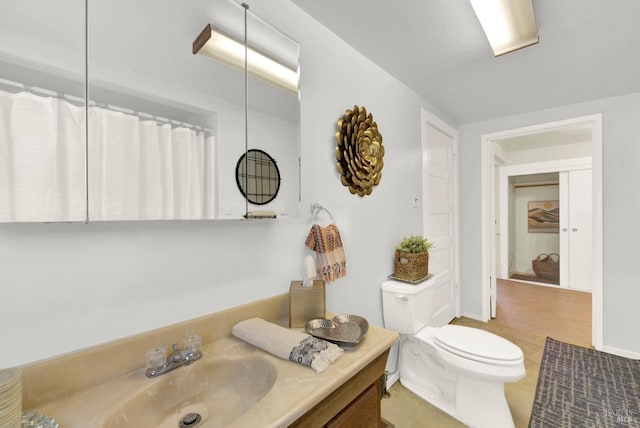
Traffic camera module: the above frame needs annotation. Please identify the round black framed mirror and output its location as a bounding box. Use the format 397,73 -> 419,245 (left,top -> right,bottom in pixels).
235,149 -> 281,205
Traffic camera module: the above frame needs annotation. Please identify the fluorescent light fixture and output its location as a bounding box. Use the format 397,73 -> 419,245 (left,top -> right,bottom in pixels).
469,0 -> 539,56
193,24 -> 299,93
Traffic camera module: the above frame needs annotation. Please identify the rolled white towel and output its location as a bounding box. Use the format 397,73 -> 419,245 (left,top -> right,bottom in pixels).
232,317 -> 343,373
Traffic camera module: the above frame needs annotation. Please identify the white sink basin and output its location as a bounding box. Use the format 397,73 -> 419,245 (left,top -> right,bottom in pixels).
102,355 -> 276,428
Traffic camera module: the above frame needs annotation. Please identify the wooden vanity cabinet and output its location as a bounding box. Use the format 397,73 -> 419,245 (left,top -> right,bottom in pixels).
290,349 -> 390,428
325,380 -> 381,427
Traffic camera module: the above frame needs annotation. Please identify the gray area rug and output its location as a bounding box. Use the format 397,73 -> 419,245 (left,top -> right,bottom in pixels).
529,337 -> 640,427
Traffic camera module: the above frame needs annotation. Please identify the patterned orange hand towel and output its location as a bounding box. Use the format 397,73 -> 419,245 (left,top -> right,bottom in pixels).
305,224 -> 347,283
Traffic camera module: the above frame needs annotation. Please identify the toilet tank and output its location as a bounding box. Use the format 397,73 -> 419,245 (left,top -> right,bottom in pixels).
381,278 -> 436,334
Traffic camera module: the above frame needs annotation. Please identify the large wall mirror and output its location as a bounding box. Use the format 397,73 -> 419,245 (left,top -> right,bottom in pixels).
0,0 -> 300,222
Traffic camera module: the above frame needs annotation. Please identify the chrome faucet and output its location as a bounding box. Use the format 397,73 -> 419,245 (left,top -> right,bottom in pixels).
145,338 -> 202,378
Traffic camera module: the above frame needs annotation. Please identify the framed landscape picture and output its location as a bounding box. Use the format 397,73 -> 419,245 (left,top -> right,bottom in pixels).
528,200 -> 559,233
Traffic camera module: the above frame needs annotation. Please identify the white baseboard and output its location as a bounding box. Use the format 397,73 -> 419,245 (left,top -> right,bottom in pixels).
602,345 -> 640,360
460,311 -> 485,322
385,370 -> 399,391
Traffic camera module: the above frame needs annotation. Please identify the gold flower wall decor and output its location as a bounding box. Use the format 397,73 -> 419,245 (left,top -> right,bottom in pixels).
335,105 -> 384,197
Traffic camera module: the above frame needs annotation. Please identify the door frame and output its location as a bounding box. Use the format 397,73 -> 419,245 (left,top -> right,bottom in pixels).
480,114 -> 603,349
421,109 -> 461,318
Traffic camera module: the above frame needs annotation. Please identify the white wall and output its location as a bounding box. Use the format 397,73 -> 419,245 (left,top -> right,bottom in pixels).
502,142 -> 592,165
513,185 -> 560,275
0,0 -> 450,368
459,92 -> 640,354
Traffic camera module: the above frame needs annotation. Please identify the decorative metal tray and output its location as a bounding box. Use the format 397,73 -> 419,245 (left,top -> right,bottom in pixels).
305,314 -> 369,347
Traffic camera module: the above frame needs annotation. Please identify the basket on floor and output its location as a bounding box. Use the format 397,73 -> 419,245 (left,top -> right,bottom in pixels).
532,253 -> 559,281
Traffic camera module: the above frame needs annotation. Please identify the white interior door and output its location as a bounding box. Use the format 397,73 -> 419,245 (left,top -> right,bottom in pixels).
422,110 -> 458,326
560,168 -> 593,291
568,169 -> 593,291
559,171 -> 570,287
491,163 -> 501,318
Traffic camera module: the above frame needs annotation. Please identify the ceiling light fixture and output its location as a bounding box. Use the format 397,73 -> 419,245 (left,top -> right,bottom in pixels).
469,0 -> 539,56
193,24 -> 298,93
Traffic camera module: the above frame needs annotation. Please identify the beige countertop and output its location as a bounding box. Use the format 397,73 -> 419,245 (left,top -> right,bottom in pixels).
30,318 -> 398,427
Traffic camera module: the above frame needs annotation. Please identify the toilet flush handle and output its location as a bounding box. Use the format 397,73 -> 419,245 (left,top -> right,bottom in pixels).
397,295 -> 409,303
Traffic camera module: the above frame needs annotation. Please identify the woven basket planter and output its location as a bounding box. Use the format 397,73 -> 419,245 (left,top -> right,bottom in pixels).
394,250 -> 429,282
532,253 -> 560,281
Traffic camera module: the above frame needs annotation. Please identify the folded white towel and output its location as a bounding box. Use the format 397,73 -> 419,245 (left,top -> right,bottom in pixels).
232,317 -> 343,373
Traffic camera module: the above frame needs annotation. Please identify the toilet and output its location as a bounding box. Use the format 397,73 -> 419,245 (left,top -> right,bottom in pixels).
382,279 -> 525,428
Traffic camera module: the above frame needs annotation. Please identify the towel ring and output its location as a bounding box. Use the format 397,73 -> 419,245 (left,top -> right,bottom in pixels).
311,203 -> 335,223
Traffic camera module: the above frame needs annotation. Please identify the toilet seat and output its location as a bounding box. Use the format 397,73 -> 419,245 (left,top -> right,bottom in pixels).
416,325 -> 523,365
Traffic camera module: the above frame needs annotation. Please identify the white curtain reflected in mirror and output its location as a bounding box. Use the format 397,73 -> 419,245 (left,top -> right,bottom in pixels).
0,0 -> 86,223
0,88 -> 86,222
87,109 -> 215,220
0,86 -> 215,222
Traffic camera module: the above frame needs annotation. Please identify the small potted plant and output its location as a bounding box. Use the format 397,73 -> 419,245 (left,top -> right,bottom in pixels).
393,235 -> 432,282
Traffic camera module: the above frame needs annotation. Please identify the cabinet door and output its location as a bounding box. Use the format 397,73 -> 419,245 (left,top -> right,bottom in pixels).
325,381 -> 381,428
568,169 -> 593,291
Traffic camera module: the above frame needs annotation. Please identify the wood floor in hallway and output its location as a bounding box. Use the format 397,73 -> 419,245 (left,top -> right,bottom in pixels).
494,279 -> 592,348
381,279 -> 592,427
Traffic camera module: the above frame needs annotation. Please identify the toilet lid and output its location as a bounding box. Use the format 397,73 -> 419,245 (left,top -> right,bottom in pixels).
433,325 -> 523,363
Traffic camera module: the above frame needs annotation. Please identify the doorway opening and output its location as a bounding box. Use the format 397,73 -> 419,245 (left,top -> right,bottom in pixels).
481,114 -> 603,349
505,171 -> 561,286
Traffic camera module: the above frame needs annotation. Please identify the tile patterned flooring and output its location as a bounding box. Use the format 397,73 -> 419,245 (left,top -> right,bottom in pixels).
381,279 -> 592,427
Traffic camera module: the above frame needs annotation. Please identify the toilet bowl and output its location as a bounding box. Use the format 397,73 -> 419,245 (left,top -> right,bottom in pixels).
382,279 -> 525,428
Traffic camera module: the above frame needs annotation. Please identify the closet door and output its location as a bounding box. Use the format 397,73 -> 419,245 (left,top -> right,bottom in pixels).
560,169 -> 593,291
559,172 -> 570,288
568,169 -> 593,291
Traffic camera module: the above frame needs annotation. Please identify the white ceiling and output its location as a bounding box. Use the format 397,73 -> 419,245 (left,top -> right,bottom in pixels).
291,0 -> 640,124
